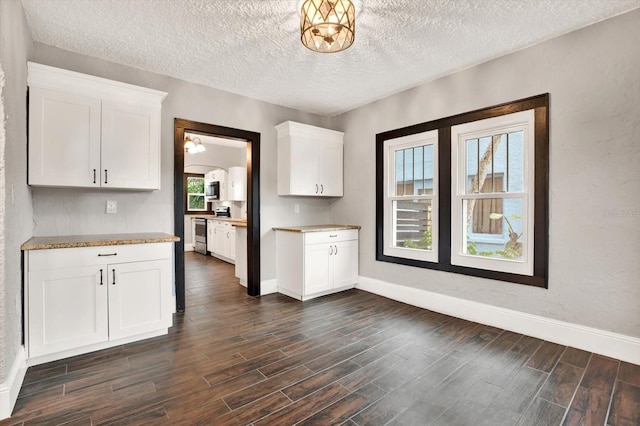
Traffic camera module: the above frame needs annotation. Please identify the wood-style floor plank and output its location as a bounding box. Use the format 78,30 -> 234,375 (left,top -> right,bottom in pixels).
2,253 -> 638,425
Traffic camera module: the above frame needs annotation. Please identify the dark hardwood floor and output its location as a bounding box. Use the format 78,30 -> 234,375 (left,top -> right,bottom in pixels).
3,252 -> 639,425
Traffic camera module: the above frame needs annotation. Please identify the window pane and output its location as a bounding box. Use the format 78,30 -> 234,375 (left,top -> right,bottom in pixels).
472,177 -> 504,234
394,199 -> 433,250
395,150 -> 404,196
187,177 -> 205,194
188,195 -> 205,210
395,144 -> 434,196
463,198 -> 524,260
507,131 -> 524,192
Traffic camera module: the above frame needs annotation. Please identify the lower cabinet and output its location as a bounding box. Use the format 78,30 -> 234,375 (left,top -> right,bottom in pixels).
208,220 -> 236,263
25,243 -> 173,363
275,229 -> 358,301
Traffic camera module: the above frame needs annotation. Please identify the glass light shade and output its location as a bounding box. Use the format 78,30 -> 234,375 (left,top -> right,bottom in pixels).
301,0 -> 355,53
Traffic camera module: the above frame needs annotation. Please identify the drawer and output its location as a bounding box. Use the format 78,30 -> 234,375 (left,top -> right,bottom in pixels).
28,243 -> 172,271
304,229 -> 358,245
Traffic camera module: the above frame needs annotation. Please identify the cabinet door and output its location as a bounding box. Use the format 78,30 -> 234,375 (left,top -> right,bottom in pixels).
228,167 -> 246,201
289,138 -> 320,196
213,223 -> 226,256
319,143 -> 343,197
28,266 -> 108,358
227,228 -> 236,261
332,239 -> 359,288
207,220 -> 214,253
108,260 -> 170,340
304,244 -> 332,295
28,87 -> 101,187
101,101 -> 160,190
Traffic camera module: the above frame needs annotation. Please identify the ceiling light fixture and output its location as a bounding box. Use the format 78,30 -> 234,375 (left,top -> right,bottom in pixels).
184,135 -> 206,154
300,0 -> 355,53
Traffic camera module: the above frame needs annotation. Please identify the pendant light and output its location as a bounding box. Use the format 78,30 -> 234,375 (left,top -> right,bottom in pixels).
300,0 -> 355,53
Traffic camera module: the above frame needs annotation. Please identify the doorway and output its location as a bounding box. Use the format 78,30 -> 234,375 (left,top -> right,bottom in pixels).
174,118 -> 261,311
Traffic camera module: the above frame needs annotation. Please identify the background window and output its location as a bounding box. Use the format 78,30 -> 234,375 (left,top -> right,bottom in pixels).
184,173 -> 211,213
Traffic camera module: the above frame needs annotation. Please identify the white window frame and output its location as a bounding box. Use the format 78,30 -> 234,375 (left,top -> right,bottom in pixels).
383,130 -> 438,262
186,175 -> 208,212
451,110 -> 535,275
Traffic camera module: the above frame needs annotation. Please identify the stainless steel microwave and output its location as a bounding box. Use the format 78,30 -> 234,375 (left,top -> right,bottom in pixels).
206,181 -> 219,199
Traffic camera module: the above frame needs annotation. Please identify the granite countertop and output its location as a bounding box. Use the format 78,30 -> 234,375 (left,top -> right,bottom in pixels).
21,232 -> 180,251
272,225 -> 361,233
189,215 -> 247,224
233,222 -> 247,228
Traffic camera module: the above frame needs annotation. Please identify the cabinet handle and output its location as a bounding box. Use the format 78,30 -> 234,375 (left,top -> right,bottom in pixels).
315,184 -> 318,194
321,184 -> 324,194
329,234 -> 338,238
98,253 -> 118,257
104,169 -> 108,184
112,269 -> 116,285
93,169 -> 96,184
227,232 -> 230,238
329,245 -> 333,255
99,269 -> 103,285
335,244 -> 338,255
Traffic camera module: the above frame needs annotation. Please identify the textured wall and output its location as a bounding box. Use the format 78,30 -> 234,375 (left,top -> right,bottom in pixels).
0,0 -> 34,383
30,43 -> 334,283
331,9 -> 640,337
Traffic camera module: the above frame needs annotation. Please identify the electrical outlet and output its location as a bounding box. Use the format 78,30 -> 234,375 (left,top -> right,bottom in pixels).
106,200 -> 117,214
294,203 -> 300,213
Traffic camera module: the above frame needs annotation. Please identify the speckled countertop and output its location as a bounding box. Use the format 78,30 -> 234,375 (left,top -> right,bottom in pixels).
21,232 -> 180,251
272,225 -> 361,233
233,222 -> 247,228
188,215 -> 247,224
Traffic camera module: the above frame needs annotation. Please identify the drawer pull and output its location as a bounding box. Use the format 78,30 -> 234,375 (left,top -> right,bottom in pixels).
112,269 -> 116,285
104,169 -> 108,184
93,169 -> 96,184
99,269 -> 103,285
98,253 -> 118,257
329,234 -> 338,238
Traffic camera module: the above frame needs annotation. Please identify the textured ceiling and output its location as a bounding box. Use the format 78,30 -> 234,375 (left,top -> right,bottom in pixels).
21,0 -> 640,116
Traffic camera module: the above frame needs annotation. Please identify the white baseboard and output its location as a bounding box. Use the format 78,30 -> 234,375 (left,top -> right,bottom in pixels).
0,347 -> 27,420
357,276 -> 640,366
261,279 -> 277,296
184,243 -> 194,252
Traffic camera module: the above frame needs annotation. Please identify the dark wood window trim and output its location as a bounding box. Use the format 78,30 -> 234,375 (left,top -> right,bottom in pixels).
376,94 -> 549,288
184,173 -> 214,215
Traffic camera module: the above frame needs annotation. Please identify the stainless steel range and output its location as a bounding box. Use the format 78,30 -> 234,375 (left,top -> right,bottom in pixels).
193,218 -> 207,255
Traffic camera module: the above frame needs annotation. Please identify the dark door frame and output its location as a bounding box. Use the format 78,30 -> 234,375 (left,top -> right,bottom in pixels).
174,118 -> 261,310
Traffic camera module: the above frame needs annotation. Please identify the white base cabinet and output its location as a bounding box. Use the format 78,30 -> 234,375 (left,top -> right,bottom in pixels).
275,229 -> 358,301
25,243 -> 173,364
208,219 -> 236,263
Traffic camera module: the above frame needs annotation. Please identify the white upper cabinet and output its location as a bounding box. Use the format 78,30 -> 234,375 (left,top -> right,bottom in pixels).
228,166 -> 247,201
276,121 -> 344,197
27,62 -> 167,190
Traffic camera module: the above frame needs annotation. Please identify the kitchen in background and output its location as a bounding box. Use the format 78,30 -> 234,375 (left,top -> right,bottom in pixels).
183,133 -> 247,268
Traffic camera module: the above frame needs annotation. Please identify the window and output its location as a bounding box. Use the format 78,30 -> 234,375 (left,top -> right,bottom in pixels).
383,130 -> 438,262
184,173 -> 212,213
451,110 -> 535,275
376,94 -> 549,287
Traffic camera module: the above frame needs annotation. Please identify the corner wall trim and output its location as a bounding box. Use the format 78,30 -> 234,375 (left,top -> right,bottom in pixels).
0,347 -> 27,420
261,279 -> 277,296
357,276 -> 640,365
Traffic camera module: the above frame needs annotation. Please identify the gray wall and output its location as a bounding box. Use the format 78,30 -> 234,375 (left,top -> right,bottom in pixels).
331,9 -> 640,337
0,0 -> 34,382
30,42 -> 335,285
